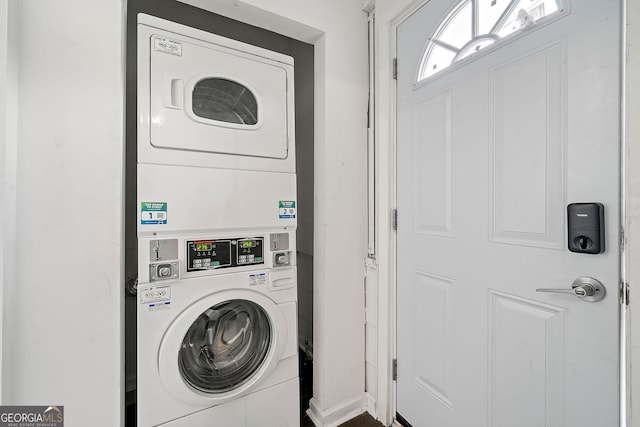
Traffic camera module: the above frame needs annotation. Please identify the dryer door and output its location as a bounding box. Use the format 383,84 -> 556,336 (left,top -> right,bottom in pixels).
158,289 -> 287,405
148,30 -> 292,159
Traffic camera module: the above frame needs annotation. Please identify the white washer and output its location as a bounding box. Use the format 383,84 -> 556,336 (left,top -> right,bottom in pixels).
137,231 -> 299,426
137,14 -> 295,173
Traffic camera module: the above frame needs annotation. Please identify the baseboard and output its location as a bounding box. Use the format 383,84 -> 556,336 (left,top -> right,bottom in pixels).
306,395 -> 365,427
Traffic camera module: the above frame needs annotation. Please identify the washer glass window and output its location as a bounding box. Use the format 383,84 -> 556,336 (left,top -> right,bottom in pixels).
179,299 -> 271,393
192,78 -> 259,125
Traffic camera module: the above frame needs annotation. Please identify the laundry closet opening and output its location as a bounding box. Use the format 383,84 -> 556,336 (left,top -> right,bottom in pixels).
124,0 -> 314,424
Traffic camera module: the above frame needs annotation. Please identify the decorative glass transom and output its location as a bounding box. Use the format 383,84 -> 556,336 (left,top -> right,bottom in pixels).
418,0 -> 562,81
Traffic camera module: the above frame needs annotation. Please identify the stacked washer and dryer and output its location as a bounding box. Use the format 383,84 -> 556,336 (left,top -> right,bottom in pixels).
136,15 -> 299,426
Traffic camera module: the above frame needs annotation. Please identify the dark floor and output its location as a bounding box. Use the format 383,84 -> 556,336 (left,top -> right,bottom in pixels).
338,413 -> 386,427
302,412 -> 384,427
299,350 -> 313,419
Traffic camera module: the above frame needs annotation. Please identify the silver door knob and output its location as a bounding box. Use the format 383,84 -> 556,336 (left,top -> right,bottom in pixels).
536,276 -> 606,302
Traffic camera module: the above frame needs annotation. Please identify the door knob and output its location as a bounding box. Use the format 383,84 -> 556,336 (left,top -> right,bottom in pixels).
536,276 -> 606,302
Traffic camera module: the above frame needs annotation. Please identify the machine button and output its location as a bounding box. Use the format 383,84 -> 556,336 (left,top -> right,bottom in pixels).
275,252 -> 289,265
158,265 -> 172,277
248,255 -> 255,262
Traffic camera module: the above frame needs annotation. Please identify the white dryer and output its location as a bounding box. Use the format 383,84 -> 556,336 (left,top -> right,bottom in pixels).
137,230 -> 299,426
137,14 -> 295,173
136,14 -> 298,236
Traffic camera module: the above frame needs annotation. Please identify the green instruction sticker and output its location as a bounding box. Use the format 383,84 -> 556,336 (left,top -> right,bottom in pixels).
141,202 -> 167,225
279,201 -> 296,219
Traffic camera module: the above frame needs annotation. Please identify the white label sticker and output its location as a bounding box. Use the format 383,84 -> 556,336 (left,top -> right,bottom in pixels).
153,36 -> 182,56
249,273 -> 267,287
149,301 -> 171,312
140,284 -> 171,304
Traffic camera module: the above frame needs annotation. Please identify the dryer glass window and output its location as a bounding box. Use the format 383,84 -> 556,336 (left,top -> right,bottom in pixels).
192,78 -> 258,125
179,299 -> 271,393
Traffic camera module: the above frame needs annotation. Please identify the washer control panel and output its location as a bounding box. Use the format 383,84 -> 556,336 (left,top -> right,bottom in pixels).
186,237 -> 264,272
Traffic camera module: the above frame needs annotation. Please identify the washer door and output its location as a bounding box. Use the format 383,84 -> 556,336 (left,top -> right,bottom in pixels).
158,289 -> 287,405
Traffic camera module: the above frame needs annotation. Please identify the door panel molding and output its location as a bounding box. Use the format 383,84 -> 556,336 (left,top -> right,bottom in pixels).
489,42 -> 566,249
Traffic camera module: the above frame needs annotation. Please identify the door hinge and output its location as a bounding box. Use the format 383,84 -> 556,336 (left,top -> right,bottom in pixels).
392,359 -> 398,381
392,209 -> 398,231
621,281 -> 630,306
393,57 -> 398,80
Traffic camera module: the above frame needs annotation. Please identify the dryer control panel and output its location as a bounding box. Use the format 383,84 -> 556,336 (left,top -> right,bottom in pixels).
186,237 -> 264,272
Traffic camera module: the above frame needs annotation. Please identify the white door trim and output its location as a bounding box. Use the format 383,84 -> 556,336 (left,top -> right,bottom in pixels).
624,2 -> 640,427
372,1 -> 436,424
371,0 -> 634,425
0,0 -> 19,404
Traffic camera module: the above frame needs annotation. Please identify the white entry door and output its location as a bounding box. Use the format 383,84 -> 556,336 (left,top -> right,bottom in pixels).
396,1 -> 621,426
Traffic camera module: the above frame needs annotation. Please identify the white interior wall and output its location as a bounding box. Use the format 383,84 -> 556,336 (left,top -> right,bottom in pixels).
1,1 -> 125,425
176,1 -> 370,425
0,0 -> 18,403
0,0 -> 8,403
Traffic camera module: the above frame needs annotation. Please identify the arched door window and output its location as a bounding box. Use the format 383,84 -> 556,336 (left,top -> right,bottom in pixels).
179,299 -> 271,393
418,0 -> 563,81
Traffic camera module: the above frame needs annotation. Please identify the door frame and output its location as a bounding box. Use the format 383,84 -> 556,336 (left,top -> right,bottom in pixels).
371,0 -> 634,425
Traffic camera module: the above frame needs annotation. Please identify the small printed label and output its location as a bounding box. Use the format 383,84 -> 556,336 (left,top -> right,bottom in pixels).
149,301 -> 171,312
279,201 -> 297,219
153,36 -> 182,56
140,284 -> 171,305
249,273 -> 267,287
141,202 -> 167,225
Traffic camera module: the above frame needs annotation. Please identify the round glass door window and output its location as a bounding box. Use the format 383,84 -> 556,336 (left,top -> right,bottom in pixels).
192,78 -> 259,125
179,299 -> 271,393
